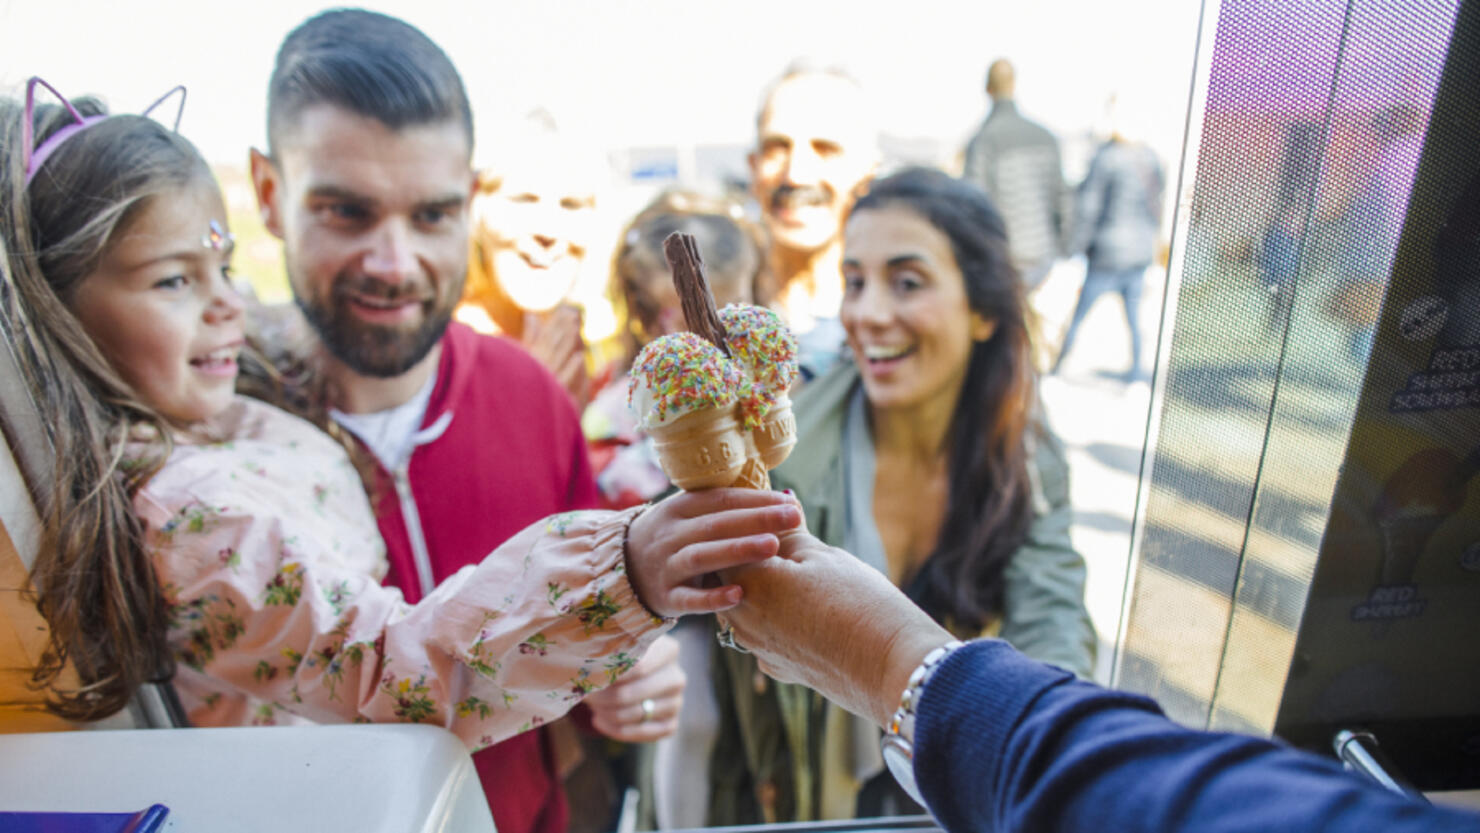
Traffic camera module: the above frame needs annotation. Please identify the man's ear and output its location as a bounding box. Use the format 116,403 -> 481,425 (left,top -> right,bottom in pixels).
249,148 -> 285,240
970,313 -> 998,343
747,150 -> 762,198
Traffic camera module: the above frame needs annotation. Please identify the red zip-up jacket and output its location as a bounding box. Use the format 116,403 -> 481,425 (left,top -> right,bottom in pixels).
362,322 -> 600,833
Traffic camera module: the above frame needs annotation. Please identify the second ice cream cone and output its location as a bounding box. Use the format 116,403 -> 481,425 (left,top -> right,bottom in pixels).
730,430 -> 772,490
751,394 -> 797,471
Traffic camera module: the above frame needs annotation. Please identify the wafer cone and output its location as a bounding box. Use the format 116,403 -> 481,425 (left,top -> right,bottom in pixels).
731,431 -> 772,490
649,406 -> 749,490
751,394 -> 797,471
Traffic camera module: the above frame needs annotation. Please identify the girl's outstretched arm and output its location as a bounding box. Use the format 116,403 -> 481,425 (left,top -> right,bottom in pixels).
133,404 -> 796,749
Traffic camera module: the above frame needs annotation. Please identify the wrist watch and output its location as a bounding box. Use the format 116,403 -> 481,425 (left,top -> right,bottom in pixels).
880,640 -> 966,806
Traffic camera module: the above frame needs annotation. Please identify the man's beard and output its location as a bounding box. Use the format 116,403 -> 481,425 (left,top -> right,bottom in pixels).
296,274 -> 455,379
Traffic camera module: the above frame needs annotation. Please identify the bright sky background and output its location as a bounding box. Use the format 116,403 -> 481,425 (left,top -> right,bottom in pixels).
0,0 -> 1204,173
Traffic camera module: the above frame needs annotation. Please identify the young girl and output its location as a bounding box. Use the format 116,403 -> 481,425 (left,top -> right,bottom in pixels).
0,80 -> 799,743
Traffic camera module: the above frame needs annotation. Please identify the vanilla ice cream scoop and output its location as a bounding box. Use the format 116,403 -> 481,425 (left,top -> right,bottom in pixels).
718,304 -> 800,429
627,332 -> 754,489
628,332 -> 747,430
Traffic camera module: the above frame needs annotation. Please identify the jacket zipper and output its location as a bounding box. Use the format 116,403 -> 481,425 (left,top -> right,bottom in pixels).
392,465 -> 437,600
392,410 -> 455,601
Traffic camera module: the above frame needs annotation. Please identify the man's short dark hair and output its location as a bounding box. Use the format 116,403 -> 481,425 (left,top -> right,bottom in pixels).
267,8 -> 473,156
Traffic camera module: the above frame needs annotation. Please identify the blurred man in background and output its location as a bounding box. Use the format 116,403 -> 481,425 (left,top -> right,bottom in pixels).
962,58 -> 1068,293
750,64 -> 878,378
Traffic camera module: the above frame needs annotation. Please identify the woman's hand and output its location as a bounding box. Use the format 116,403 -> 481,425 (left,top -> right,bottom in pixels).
720,529 -> 954,727
583,634 -> 685,742
523,306 -> 589,407
624,488 -> 802,618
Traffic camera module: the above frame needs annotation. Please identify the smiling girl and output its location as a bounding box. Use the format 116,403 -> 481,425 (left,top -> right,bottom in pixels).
0,81 -> 798,740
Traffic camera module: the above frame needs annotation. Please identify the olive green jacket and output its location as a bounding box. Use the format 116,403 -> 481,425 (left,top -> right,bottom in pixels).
709,361 -> 1095,825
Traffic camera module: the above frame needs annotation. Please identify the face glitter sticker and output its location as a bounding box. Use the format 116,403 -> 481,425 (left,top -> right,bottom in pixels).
201,219 -> 232,252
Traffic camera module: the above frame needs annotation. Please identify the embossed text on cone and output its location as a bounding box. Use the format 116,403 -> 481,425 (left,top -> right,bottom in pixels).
750,394 -> 797,471
647,406 -> 749,490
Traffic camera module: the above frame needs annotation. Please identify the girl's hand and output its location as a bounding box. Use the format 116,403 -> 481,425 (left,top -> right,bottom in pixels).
624,488 -> 802,618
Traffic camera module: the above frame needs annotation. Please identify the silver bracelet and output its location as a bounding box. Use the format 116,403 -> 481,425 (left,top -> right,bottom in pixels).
880,639 -> 967,805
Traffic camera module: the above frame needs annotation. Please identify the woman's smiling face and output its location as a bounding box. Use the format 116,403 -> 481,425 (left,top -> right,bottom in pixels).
840,204 -> 995,415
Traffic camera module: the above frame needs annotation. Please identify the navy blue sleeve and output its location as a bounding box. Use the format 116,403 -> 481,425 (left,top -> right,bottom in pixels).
913,640 -> 1478,833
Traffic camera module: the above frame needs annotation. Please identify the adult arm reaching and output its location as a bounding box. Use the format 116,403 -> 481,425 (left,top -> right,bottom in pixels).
720,530 -> 1478,833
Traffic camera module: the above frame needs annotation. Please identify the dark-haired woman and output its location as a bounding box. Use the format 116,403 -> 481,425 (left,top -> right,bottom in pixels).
711,168 -> 1095,823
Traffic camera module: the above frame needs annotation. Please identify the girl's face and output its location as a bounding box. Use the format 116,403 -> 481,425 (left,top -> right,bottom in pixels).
70,179 -> 245,424
841,205 -> 996,415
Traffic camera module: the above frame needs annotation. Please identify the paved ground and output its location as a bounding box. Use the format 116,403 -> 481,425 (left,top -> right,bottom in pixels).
1031,258 -> 1164,684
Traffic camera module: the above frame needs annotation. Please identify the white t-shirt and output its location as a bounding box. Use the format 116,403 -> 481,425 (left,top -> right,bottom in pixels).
330,373 -> 437,472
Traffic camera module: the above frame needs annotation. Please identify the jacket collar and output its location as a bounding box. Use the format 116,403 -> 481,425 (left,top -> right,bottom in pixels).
772,359 -> 861,498
421,320 -> 480,430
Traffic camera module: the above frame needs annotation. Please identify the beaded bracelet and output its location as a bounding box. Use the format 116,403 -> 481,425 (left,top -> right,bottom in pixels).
620,502 -> 673,624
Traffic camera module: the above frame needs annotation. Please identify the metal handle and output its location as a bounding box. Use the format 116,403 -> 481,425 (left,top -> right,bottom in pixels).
128,681 -> 190,729
1333,729 -> 1428,802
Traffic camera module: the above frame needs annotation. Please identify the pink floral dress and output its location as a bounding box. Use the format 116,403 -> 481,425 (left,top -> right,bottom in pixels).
133,396 -> 666,751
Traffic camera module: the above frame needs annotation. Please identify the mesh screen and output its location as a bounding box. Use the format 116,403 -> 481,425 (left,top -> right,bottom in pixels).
1117,0 -> 1462,734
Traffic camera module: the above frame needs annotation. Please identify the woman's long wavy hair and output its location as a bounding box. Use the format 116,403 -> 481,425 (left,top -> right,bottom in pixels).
0,94 -> 213,719
851,167 -> 1038,634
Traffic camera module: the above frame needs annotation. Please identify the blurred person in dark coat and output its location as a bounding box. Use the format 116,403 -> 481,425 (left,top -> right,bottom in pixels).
962,59 -> 1068,293
1051,95 -> 1165,383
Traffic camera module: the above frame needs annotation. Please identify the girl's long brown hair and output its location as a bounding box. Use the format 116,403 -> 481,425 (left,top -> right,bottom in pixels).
0,95 -> 213,720
851,168 -> 1038,634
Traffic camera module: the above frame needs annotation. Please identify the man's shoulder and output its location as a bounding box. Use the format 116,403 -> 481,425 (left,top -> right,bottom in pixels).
1022,117 -> 1059,146
1004,111 -> 1059,148
980,108 -> 1058,150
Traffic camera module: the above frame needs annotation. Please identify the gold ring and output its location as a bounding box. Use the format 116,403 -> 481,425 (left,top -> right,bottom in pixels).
640,698 -> 656,723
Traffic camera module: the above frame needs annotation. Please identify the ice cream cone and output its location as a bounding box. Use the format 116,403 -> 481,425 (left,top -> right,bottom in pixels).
725,430 -> 772,490
649,406 -> 749,490
751,394 -> 797,471
732,456 -> 772,490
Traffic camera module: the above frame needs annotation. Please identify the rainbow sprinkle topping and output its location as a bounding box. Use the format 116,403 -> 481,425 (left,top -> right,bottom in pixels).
628,332 -> 746,428
719,304 -> 799,427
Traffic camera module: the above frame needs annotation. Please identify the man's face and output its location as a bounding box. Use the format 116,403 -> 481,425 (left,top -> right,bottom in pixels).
750,74 -> 877,254
252,105 -> 475,378
473,157 -> 596,312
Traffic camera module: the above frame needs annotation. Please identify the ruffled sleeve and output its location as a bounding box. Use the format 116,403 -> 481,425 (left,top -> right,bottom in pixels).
136,406 -> 667,750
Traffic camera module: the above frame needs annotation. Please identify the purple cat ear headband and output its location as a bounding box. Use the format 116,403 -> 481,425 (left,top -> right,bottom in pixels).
22,76 -> 187,188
